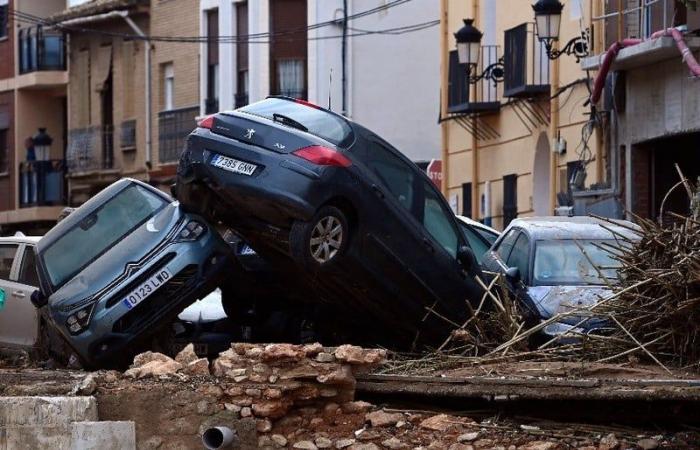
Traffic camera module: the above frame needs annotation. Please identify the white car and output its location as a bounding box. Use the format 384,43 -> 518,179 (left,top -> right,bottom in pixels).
455,216 -> 500,265
0,234 -> 42,351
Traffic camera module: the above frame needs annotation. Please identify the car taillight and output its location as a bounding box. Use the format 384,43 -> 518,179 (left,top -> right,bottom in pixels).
197,115 -> 215,129
292,145 -> 352,168
294,98 -> 320,109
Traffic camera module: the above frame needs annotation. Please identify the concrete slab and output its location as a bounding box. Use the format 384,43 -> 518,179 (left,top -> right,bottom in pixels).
581,36 -> 700,71
71,421 -> 136,450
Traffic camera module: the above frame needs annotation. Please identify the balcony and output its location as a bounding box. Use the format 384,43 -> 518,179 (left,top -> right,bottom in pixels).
19,160 -> 66,208
120,119 -> 136,151
205,98 -> 219,115
158,106 -> 199,163
235,93 -> 249,109
503,23 -> 550,98
66,125 -> 116,175
447,46 -> 503,115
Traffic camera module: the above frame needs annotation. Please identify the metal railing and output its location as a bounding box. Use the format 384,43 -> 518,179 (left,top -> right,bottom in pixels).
503,23 -> 550,98
234,93 -> 249,109
19,159 -> 65,207
473,45 -> 503,106
593,0 -> 674,48
204,98 -> 219,115
120,119 -> 136,150
158,106 -> 199,163
18,26 -> 66,74
66,125 -> 115,173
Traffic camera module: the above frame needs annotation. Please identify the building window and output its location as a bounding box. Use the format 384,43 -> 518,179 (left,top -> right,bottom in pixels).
0,0 -> 8,40
270,0 -> 307,99
0,128 -> 7,173
236,1 -> 249,108
503,174 -> 518,227
206,8 -> 219,114
163,62 -> 174,111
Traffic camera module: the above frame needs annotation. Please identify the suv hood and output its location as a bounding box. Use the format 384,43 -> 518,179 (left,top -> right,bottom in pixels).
47,203 -> 183,310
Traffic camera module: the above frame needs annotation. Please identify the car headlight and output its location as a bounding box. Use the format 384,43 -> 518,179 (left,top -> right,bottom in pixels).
66,303 -> 95,335
177,220 -> 207,242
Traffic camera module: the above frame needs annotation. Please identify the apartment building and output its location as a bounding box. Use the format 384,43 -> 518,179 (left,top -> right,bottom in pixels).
0,0 -> 69,235
199,0 -> 441,163
50,0 -> 199,203
581,1 -> 700,223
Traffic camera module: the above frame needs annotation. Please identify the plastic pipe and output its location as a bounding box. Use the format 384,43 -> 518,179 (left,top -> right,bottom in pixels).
202,426 -> 238,449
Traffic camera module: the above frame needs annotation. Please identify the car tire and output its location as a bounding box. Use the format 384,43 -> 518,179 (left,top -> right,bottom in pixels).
290,205 -> 350,270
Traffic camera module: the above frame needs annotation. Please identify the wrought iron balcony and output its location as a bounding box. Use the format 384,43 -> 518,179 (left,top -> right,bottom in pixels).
19,159 -> 66,207
158,106 -> 199,163
234,93 -> 249,109
503,23 -> 550,98
66,125 -> 115,174
448,45 -> 503,115
18,26 -> 66,74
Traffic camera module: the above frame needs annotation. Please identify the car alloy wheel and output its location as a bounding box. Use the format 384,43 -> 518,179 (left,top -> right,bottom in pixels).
309,216 -> 343,264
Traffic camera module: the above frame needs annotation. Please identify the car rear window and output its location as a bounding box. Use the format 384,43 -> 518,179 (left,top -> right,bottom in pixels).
239,98 -> 353,147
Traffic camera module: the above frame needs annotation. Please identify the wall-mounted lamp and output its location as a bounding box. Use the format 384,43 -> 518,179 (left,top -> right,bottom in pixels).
454,19 -> 504,86
532,0 -> 589,62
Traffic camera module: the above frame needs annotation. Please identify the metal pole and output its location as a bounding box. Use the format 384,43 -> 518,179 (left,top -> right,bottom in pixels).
471,0 -> 480,220
439,0 -> 449,196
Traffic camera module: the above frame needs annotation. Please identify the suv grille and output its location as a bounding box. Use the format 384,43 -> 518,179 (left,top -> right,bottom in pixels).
105,253 -> 177,309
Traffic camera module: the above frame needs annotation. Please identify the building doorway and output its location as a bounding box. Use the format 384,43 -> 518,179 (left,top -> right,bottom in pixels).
533,132 -> 550,216
632,132 -> 700,222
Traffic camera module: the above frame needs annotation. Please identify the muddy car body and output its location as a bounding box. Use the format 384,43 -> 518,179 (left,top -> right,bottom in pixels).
32,179 -> 232,367
482,216 -> 640,338
176,97 -> 484,348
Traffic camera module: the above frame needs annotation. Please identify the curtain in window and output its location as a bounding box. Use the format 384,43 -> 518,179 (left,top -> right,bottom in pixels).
277,59 -> 304,98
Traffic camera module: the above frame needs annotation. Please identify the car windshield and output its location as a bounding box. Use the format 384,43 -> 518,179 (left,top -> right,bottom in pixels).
533,239 -> 622,286
239,98 -> 353,147
41,184 -> 168,289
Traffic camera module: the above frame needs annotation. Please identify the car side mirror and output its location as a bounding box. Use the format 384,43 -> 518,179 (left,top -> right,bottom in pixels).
30,289 -> 47,309
457,246 -> 478,272
505,267 -> 521,282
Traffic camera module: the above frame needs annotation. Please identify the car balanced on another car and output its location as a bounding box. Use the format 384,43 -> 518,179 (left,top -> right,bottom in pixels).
175,96 -> 486,349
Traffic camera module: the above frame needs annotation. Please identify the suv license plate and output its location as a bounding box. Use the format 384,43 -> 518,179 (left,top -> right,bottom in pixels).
122,268 -> 173,310
210,155 -> 257,176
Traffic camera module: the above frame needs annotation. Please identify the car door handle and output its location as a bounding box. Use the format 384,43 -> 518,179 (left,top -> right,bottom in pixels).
422,237 -> 434,253
371,184 -> 385,199
12,290 -> 26,298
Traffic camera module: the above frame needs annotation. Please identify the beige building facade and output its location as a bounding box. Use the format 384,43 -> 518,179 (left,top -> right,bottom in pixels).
440,0 -> 607,230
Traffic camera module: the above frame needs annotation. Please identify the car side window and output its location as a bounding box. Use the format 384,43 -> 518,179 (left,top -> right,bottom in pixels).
495,230 -> 519,262
507,233 -> 530,279
18,247 -> 39,287
422,180 -> 459,258
366,141 -> 415,212
0,244 -> 18,280
459,223 -> 490,264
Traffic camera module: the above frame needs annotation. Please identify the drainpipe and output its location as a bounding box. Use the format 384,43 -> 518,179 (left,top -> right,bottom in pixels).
470,0 -> 479,220
549,43 -> 560,213
341,0 -> 348,115
439,0 -> 449,196
58,10 -> 152,169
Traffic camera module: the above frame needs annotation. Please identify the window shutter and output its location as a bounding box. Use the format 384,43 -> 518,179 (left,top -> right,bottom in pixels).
503,174 -> 517,227
462,182 -> 472,218
448,51 -> 468,109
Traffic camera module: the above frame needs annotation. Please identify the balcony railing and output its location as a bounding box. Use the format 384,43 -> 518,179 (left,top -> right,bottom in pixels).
205,98 -> 219,115
19,160 -> 66,207
158,106 -> 199,163
18,26 -> 66,74
448,46 -> 503,114
503,23 -> 550,98
120,119 -> 136,150
235,93 -> 249,109
66,125 -> 115,174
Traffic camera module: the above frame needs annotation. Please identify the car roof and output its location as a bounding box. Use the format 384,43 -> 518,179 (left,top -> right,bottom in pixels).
505,216 -> 641,241
456,216 -> 499,236
0,235 -> 42,245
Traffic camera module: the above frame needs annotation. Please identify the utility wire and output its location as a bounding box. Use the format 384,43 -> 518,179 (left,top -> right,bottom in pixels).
9,0 -> 420,44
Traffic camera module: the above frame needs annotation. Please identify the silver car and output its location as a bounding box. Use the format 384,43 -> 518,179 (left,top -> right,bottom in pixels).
31,178 -> 233,368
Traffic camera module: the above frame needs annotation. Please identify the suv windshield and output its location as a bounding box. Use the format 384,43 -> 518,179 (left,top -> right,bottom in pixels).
533,239 -> 622,286
239,98 -> 353,147
41,184 -> 168,289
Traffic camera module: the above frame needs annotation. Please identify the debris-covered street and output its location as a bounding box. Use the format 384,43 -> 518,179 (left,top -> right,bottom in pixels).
4,0 -> 700,449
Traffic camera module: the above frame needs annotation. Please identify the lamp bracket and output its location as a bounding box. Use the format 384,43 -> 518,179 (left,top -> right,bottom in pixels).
543,29 -> 590,62
468,56 -> 505,86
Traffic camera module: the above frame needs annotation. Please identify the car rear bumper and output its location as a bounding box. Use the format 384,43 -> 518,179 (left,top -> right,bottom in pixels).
176,129 -> 324,226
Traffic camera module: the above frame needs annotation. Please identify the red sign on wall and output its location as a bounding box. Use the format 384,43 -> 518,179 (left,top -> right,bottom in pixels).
427,159 -> 443,189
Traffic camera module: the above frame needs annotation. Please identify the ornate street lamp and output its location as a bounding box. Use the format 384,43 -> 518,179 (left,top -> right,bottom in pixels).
532,0 -> 589,62
33,128 -> 52,161
454,19 -> 504,86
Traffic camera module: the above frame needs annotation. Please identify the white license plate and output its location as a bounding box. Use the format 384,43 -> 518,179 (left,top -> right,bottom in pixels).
121,268 -> 173,310
210,154 -> 257,176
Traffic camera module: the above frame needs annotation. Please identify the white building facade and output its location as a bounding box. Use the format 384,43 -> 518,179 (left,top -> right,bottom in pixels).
199,0 -> 440,163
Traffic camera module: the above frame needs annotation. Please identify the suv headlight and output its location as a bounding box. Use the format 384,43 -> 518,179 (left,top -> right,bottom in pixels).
66,303 -> 95,335
176,220 -> 207,242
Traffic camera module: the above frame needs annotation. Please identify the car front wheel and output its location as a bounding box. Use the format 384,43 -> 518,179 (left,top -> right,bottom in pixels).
290,205 -> 349,270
